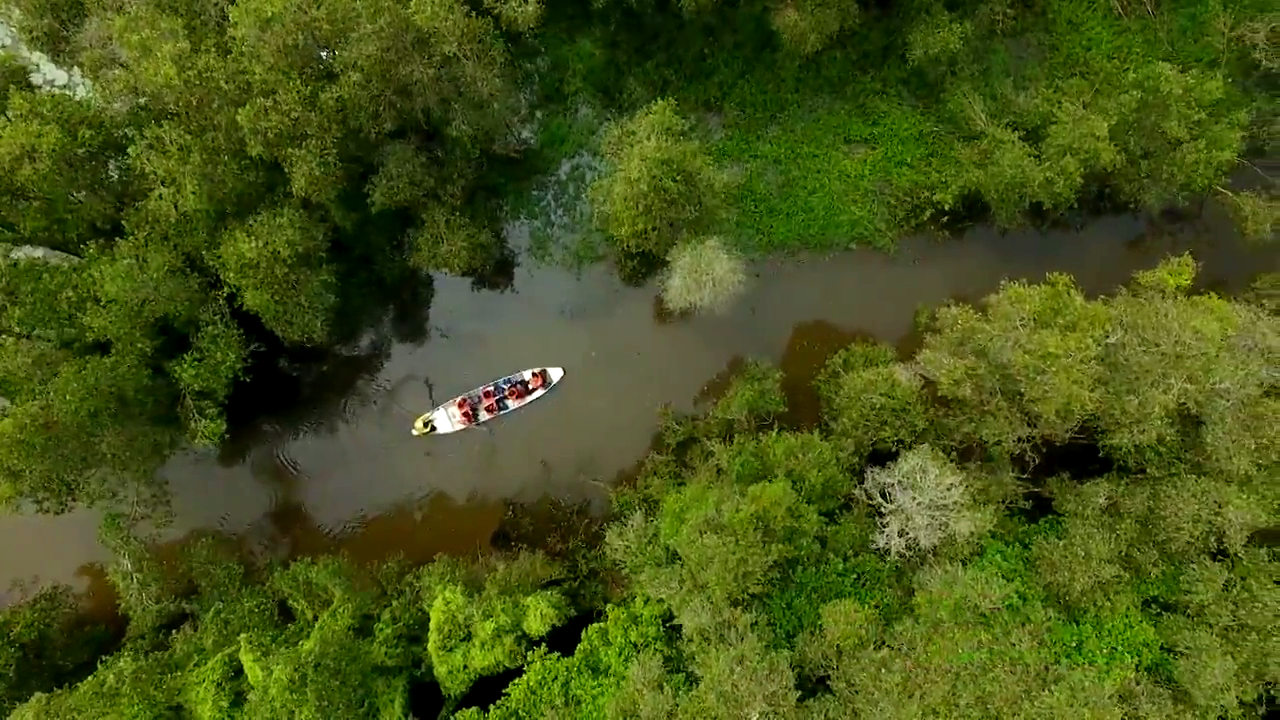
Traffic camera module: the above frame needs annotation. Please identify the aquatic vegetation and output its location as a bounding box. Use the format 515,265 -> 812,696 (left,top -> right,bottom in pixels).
4,258 -> 1274,718
521,149 -> 610,270
658,236 -> 747,315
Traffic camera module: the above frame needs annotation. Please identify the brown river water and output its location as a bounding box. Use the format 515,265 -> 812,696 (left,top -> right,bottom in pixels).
0,204 -> 1274,609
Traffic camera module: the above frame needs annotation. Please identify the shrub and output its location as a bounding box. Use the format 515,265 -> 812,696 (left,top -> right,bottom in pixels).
589,99 -> 725,256
658,236 -> 747,314
770,0 -> 856,57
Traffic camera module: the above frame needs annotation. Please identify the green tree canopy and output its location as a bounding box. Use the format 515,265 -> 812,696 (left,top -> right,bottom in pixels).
0,0 -> 532,511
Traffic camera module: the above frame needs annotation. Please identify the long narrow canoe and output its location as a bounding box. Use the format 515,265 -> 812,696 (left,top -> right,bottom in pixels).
411,367 -> 565,436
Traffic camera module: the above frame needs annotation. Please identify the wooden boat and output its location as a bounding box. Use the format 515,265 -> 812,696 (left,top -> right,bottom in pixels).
411,367 -> 565,436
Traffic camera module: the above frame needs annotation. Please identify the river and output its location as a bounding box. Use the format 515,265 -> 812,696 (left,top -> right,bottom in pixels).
0,203 -> 1273,609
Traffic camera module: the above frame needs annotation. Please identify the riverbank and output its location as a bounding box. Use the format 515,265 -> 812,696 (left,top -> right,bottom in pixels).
5,251 -> 1274,718
1,206 -> 1271,601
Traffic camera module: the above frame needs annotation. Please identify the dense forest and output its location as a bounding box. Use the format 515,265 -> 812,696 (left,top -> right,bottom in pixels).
1,257 -> 1276,717
0,0 -> 1277,715
0,0 -> 1276,512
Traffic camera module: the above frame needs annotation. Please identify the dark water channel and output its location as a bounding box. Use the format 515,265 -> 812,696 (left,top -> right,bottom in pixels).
0,205 -> 1273,608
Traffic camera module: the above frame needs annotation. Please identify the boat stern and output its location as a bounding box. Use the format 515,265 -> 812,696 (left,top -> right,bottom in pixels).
411,413 -> 436,436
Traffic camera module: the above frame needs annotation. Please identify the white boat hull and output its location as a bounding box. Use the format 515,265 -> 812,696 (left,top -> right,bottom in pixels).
412,367 -> 564,436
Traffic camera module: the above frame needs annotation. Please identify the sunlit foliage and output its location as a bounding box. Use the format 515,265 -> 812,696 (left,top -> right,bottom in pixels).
938,63 -> 1244,227
817,340 -> 933,462
0,585 -> 115,717
861,444 -> 995,559
704,359 -> 786,433
10,534 -> 579,718
1220,187 -> 1279,243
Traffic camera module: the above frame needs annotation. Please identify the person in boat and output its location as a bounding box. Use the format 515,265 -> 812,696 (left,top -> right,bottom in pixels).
455,397 -> 475,425
482,385 -> 505,416
499,381 -> 519,404
529,369 -> 546,391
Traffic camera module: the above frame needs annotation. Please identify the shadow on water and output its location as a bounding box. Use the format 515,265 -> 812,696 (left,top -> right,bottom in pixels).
66,491 -> 506,623
690,319 -> 876,430
490,494 -> 608,561
652,293 -> 686,325
692,355 -> 750,406
254,494 -> 504,567
215,235 -> 518,467
470,244 -> 520,294
242,445 -> 506,566
408,681 -> 447,720
452,668 -> 526,716
778,320 -> 875,429
384,269 -> 436,346
615,248 -> 667,287
217,267 -> 441,467
1249,526 -> 1280,548
218,345 -> 394,467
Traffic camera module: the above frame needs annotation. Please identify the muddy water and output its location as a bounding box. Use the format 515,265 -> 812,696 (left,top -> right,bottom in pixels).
0,206 -> 1273,604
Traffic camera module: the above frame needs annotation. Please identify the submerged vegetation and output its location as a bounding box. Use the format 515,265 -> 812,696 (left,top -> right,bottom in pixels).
3,257 -> 1276,718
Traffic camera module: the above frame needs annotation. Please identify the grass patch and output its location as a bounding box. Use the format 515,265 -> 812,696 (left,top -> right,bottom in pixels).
714,92 -> 957,252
